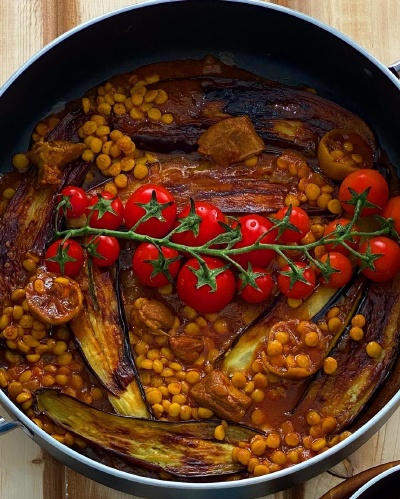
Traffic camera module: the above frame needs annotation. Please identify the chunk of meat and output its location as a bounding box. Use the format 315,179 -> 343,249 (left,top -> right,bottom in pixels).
132,298 -> 175,335
197,116 -> 264,166
26,140 -> 85,185
168,335 -> 204,363
191,370 -> 251,422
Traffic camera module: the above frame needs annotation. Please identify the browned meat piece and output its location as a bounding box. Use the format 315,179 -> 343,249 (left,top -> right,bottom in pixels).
132,298 -> 176,335
197,116 -> 264,166
168,335 -> 204,363
191,370 -> 251,422
26,140 -> 85,185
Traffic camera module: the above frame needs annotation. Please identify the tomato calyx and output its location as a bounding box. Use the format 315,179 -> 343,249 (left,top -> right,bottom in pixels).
341,186 -> 380,215
45,239 -> 84,276
279,263 -> 314,290
54,180 -> 400,302
142,246 -> 181,284
187,258 -> 232,292
128,188 -> 175,232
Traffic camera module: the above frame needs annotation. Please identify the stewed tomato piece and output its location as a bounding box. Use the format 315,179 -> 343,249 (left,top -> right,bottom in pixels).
25,272 -> 83,325
261,319 -> 328,379
317,128 -> 373,181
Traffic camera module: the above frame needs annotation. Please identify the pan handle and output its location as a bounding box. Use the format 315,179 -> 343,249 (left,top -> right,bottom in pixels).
0,416 -> 32,437
0,416 -> 23,434
389,60 -> 400,78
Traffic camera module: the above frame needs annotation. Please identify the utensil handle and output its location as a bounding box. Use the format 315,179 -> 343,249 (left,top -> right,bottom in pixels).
389,60 -> 400,78
0,416 -> 24,435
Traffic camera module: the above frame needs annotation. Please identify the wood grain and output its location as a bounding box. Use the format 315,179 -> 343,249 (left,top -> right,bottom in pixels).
0,1 -> 400,498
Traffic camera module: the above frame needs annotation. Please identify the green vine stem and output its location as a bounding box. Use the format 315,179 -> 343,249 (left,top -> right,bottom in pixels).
54,188 -> 396,287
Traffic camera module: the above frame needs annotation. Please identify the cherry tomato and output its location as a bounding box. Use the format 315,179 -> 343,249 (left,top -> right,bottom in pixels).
317,129 -> 373,181
87,191 -> 124,230
338,169 -> 389,217
358,236 -> 400,282
132,243 -> 181,287
124,184 -> 177,237
323,218 -> 360,255
57,186 -> 88,218
87,235 -> 120,267
176,256 -> 235,314
277,262 -> 316,300
238,268 -> 274,303
25,272 -> 83,325
232,214 -> 277,268
319,252 -> 353,288
172,201 -> 226,248
275,206 -> 310,243
382,196 -> 400,236
45,239 -> 85,277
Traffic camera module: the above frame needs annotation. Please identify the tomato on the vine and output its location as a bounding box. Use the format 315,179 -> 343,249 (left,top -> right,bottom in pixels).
232,214 -> 277,268
275,206 -> 310,243
323,218 -> 360,255
58,186 -> 88,218
86,191 -> 124,230
382,196 -> 400,236
238,268 -> 274,303
132,243 -> 181,287
277,262 -> 316,300
319,251 -> 353,288
338,169 -> 389,217
124,184 -> 177,237
172,201 -> 226,248
358,236 -> 400,282
176,256 -> 235,314
45,239 -> 85,277
87,235 -> 120,267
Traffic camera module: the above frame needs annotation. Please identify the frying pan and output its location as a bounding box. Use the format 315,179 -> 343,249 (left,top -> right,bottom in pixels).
0,1 -> 399,498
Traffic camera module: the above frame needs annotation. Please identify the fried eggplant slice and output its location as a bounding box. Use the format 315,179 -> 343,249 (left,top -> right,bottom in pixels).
117,149 -> 337,215
291,276 -> 400,432
69,265 -> 149,418
191,279 -> 367,424
36,389 -> 258,477
110,57 -> 375,154
0,148 -> 88,309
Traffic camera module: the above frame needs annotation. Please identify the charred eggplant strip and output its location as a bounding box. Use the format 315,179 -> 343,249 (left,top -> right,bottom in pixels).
111,58 -> 375,154
69,266 -> 147,411
223,277 -> 366,375
0,157 -> 88,308
36,389 -> 258,477
222,285 -> 337,375
291,276 -> 400,432
118,151 -> 328,214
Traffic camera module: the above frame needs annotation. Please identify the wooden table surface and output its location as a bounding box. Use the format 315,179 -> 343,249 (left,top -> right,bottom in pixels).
0,1 -> 400,498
